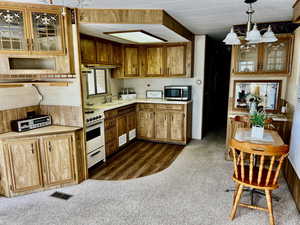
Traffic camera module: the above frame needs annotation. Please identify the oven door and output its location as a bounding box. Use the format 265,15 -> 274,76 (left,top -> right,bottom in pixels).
164,87 -> 183,100
86,121 -> 104,154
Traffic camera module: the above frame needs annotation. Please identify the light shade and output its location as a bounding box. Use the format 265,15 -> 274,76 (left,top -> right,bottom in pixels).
104,30 -> 166,43
223,27 -> 241,45
261,25 -> 278,43
246,24 -> 262,43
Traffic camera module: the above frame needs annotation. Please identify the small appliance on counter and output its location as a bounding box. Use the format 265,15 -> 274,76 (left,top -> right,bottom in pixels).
11,112 -> 52,132
146,90 -> 163,99
119,88 -> 137,100
164,85 -> 192,101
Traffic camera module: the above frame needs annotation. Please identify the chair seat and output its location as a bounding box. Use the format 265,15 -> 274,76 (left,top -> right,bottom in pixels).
232,165 -> 278,190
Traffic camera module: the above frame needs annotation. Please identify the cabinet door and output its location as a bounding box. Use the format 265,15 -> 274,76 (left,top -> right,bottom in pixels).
117,115 -> 128,147
112,43 -> 122,65
96,40 -> 112,64
80,36 -> 96,64
145,46 -> 164,76
0,7 -> 28,53
262,37 -> 292,74
42,134 -> 74,186
6,139 -> 43,192
124,46 -> 139,77
29,9 -> 65,55
166,45 -> 186,76
169,112 -> 185,141
155,111 -> 168,140
234,44 -> 259,73
137,111 -> 155,139
127,111 -> 137,141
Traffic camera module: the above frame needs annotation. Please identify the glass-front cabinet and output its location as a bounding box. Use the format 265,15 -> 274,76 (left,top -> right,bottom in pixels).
233,35 -> 293,76
0,7 -> 28,52
0,5 -> 65,55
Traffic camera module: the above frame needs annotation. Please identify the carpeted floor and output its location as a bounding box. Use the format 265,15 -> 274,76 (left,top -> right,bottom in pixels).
0,132 -> 299,225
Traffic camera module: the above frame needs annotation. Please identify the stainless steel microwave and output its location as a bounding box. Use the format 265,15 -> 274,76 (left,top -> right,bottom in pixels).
164,86 -> 192,101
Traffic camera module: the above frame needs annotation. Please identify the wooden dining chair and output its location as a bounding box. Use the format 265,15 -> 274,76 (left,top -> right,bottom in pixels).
229,139 -> 289,225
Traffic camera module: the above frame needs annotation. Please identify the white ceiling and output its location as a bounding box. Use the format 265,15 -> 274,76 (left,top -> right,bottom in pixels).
79,24 -> 188,43
4,0 -> 295,39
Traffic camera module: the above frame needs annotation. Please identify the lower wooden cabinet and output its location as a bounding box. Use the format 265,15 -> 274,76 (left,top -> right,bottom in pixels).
42,135 -> 75,187
0,132 -> 79,197
137,103 -> 192,145
6,139 -> 43,193
104,104 -> 137,158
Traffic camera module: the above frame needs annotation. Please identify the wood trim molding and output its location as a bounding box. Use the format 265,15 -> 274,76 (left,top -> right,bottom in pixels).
78,9 -> 194,41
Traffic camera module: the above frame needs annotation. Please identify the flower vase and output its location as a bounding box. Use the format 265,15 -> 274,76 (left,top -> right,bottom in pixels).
251,126 -> 264,140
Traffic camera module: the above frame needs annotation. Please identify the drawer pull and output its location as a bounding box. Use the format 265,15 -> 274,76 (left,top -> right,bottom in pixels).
91,151 -> 101,157
31,144 -> 34,154
49,142 -> 52,152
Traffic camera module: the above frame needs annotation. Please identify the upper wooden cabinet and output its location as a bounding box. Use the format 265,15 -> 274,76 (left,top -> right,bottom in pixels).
0,5 -> 65,55
166,45 -> 186,76
143,46 -> 164,77
80,34 -> 122,66
124,46 -> 139,77
293,0 -> 300,23
232,35 -> 293,75
81,36 -> 96,64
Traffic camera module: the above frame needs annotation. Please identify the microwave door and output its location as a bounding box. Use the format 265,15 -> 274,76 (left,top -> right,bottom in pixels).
165,88 -> 181,98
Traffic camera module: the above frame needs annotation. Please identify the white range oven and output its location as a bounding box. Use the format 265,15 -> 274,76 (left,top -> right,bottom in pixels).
85,109 -> 106,168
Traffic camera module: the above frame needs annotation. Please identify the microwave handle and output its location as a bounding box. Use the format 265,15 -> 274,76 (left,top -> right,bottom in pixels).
180,89 -> 183,98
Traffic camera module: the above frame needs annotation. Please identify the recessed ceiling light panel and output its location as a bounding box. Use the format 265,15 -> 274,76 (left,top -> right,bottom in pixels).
104,30 -> 167,43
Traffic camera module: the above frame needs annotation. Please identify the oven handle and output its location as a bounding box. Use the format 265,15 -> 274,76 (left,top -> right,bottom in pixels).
90,150 -> 101,157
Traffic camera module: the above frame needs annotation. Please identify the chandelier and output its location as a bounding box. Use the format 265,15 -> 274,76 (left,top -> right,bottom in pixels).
223,0 -> 277,45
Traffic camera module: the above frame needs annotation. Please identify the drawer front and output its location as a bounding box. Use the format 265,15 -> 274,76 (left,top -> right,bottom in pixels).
104,110 -> 118,119
138,103 -> 155,111
87,147 -> 105,168
156,104 -> 184,111
105,118 -> 116,129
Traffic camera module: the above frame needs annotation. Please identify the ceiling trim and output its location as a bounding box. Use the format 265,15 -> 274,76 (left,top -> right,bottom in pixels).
78,9 -> 194,41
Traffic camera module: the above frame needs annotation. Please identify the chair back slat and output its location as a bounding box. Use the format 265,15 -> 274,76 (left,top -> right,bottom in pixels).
241,152 -> 245,181
265,156 -> 275,186
232,148 -> 239,178
257,155 -> 265,185
249,153 -> 254,184
273,155 -> 286,186
230,139 -> 289,188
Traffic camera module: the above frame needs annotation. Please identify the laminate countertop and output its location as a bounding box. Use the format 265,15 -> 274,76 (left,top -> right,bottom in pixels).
85,98 -> 192,111
0,125 -> 82,140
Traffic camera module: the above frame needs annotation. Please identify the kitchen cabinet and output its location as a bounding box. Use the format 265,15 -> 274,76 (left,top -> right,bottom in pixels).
96,39 -> 113,64
0,130 -> 79,197
166,45 -> 186,76
143,46 -> 164,77
155,111 -> 169,140
81,36 -> 97,64
137,104 -> 155,139
117,115 -> 128,147
42,134 -> 74,187
124,46 -> 139,77
137,103 -> 192,144
0,4 -> 65,55
232,35 -> 293,75
169,112 -> 185,141
104,104 -> 137,158
5,138 -> 43,193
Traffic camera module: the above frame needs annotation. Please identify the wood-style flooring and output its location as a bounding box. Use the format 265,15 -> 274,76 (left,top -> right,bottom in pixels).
90,141 -> 184,180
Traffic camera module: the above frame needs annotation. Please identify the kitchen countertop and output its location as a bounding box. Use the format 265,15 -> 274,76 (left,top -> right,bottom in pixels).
85,98 -> 192,111
228,112 -> 288,122
0,125 -> 82,140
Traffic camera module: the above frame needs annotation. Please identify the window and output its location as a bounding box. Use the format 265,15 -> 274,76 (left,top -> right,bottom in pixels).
86,69 -> 107,97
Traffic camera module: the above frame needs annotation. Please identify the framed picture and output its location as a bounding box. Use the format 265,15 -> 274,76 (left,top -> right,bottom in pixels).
233,80 -> 282,112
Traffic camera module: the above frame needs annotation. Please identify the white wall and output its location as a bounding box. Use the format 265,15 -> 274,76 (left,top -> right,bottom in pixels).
124,35 -> 206,139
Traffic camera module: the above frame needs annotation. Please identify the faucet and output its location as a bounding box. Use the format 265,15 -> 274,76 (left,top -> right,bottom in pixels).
104,95 -> 113,103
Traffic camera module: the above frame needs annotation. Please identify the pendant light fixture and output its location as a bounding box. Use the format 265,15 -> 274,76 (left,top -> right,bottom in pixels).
223,0 -> 277,45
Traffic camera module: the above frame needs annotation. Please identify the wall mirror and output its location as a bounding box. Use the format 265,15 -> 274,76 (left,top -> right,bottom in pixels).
233,80 -> 282,112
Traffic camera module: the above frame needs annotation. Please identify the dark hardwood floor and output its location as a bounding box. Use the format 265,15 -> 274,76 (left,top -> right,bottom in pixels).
89,140 -> 184,180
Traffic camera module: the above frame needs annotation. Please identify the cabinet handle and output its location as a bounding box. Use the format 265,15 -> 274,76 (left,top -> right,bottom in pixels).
165,114 -> 167,121
31,144 -> 34,154
49,142 -> 52,152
